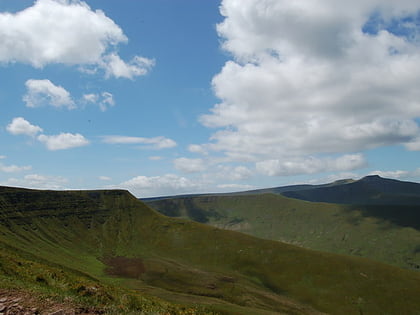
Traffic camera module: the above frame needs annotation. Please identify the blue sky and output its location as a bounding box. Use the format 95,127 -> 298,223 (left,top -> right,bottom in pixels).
1,0 -> 420,197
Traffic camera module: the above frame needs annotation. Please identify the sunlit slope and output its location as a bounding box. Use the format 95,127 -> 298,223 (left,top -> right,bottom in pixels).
1,187 -> 420,314
146,193 -> 420,270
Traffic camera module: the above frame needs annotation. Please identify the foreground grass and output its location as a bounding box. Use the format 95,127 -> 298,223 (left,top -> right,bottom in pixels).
0,243 -> 216,315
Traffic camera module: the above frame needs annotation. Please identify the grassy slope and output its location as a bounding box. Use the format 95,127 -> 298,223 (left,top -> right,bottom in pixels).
146,194 -> 420,270
0,187 -> 419,314
0,243 -> 206,315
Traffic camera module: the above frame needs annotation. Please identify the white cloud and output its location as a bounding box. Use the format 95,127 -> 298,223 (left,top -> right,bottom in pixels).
367,169 -> 420,180
99,176 -> 111,181
0,0 -> 154,78
83,91 -> 115,111
174,158 -> 207,173
37,133 -> 89,151
0,163 -> 31,173
99,92 -> 115,111
188,144 -> 209,155
102,135 -> 177,149
6,117 -> 43,136
229,165 -> 252,180
118,174 -> 202,198
83,93 -> 98,103
149,156 -> 163,161
212,165 -> 253,181
256,154 -> 367,176
7,117 -> 89,151
197,0 -> 420,176
23,79 -> 75,109
118,168 -> 255,197
1,173 -> 67,190
0,156 -> 5,159
368,170 -> 410,179
101,54 -> 155,79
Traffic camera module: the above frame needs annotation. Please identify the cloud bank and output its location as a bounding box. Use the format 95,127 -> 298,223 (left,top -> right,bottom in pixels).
195,0 -> 420,176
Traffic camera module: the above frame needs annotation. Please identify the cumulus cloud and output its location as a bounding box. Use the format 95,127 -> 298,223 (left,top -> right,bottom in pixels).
101,54 -> 155,79
197,0 -> 420,176
0,163 -> 31,173
102,135 -> 177,149
0,0 -> 154,79
83,91 -> 115,111
6,117 -> 43,136
82,94 -> 98,103
118,174 -> 201,198
368,169 -> 420,180
7,117 -> 89,151
174,158 -> 207,173
210,165 -> 253,181
1,174 -> 67,190
256,154 -> 367,176
227,165 -> 253,180
23,79 -> 75,109
188,144 -> 209,155
37,133 -> 89,151
118,167 -> 256,197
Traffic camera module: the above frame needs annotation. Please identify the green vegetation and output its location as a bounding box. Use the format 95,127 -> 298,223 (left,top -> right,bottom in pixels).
147,193 -> 420,270
0,242 -> 205,314
1,186 -> 420,314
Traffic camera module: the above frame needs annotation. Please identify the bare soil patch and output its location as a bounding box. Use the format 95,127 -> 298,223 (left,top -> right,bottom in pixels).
103,256 -> 146,279
0,289 -> 104,315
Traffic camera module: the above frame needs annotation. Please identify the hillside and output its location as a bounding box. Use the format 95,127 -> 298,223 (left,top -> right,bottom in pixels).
145,193 -> 420,271
1,186 -> 420,314
280,175 -> 420,205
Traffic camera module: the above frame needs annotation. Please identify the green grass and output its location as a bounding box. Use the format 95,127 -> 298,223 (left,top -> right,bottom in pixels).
0,187 -> 420,314
0,242 -> 213,315
146,193 -> 420,270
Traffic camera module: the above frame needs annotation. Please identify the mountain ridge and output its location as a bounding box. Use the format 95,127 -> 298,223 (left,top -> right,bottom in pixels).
145,176 -> 420,270
143,175 -> 420,206
282,175 -> 420,205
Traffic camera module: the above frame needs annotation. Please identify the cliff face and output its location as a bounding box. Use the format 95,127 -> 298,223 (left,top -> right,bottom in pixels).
0,188 -> 158,273
0,187 -> 135,219
0,187 -> 157,231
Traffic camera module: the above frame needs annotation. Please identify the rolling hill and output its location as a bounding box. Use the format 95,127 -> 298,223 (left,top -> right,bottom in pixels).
281,175 -> 420,205
145,176 -> 420,271
1,186 -> 420,314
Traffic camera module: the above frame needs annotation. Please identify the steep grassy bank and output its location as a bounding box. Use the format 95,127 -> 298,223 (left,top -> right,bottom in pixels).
1,186 -> 420,314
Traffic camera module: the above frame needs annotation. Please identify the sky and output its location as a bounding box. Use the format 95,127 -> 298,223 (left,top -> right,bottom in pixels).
1,0 -> 420,198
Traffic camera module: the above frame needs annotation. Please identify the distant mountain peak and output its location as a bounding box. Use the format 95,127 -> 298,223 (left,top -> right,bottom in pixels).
360,175 -> 383,181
